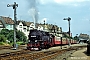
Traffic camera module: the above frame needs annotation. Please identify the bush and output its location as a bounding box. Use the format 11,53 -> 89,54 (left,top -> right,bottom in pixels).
0,42 -> 4,45
0,35 -> 7,42
16,42 -> 24,45
0,29 -> 27,44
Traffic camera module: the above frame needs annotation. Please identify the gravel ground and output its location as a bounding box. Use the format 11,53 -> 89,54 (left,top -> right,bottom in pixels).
0,43 -> 88,60
50,48 -> 90,60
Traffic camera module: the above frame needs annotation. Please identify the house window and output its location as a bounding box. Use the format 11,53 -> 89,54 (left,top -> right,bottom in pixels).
27,27 -> 29,31
10,25 -> 12,28
23,28 -> 26,32
0,24 -> 3,27
19,25 -> 22,28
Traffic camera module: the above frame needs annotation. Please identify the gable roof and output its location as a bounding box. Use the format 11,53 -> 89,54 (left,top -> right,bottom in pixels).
17,20 -> 33,26
0,16 -> 14,24
16,20 -> 26,26
25,22 -> 33,27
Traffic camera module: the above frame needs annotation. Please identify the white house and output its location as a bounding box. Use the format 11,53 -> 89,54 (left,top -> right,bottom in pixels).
37,25 -> 44,31
0,16 -> 14,31
16,21 -> 35,39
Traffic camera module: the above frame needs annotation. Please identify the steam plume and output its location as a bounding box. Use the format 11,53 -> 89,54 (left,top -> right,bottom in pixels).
28,0 -> 39,29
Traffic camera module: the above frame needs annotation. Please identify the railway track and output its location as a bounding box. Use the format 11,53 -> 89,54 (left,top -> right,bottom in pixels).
0,46 -> 12,50
0,45 -> 27,50
0,45 -> 87,60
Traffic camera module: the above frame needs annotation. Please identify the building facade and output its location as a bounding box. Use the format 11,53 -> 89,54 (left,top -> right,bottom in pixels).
0,16 -> 63,39
0,16 -> 14,31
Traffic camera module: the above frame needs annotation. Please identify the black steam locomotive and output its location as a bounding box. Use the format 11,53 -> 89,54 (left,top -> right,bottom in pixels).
27,29 -> 55,50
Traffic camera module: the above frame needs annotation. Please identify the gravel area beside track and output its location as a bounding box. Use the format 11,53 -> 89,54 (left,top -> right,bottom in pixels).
0,43 -> 88,60
50,44 -> 90,60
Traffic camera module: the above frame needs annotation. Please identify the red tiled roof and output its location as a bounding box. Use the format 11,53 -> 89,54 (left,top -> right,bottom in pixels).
1,16 -> 14,24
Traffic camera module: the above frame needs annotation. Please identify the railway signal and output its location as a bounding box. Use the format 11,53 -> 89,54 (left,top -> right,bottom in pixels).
7,2 -> 18,49
63,17 -> 71,46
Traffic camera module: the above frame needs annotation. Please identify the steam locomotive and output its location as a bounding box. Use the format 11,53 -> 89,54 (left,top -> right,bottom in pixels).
27,29 -> 77,50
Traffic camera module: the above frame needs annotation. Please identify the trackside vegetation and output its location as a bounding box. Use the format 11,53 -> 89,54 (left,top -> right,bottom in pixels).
0,29 -> 27,45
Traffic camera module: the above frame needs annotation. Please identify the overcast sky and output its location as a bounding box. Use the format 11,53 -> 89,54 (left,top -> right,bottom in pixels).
0,0 -> 90,36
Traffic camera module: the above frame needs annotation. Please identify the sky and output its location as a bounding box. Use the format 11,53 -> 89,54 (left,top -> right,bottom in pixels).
0,0 -> 90,37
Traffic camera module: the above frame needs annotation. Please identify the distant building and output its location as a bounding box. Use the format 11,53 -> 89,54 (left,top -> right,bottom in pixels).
0,16 -> 63,39
79,33 -> 89,39
0,20 -> 5,31
0,16 -> 14,31
16,21 -> 34,38
79,33 -> 89,43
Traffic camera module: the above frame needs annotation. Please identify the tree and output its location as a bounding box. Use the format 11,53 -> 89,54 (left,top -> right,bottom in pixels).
0,35 -> 7,42
0,29 -> 27,43
16,30 -> 27,43
74,36 -> 79,41
7,30 -> 14,43
0,29 -> 10,37
63,33 -> 73,39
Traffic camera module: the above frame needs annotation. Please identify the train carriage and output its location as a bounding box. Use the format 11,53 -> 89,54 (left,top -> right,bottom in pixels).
54,36 -> 61,45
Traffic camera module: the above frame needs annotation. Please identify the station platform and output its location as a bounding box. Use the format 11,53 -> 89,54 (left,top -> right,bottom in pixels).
67,47 -> 90,60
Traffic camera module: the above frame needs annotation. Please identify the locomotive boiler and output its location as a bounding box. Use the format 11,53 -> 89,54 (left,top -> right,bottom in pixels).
27,29 -> 54,50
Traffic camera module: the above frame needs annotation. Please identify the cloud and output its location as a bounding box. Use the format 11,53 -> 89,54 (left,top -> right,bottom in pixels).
39,0 -> 53,5
54,0 -> 89,3
39,0 -> 90,6
54,0 -> 90,7
39,0 -> 46,4
39,0 -> 90,4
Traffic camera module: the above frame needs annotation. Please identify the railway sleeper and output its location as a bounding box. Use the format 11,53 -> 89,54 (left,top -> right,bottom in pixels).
38,53 -> 58,60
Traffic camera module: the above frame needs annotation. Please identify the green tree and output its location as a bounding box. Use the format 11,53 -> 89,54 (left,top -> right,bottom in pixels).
0,29 -> 27,43
7,30 -> 14,43
0,29 -> 10,37
74,36 -> 79,41
16,30 -> 27,43
63,33 -> 73,39
0,35 -> 7,42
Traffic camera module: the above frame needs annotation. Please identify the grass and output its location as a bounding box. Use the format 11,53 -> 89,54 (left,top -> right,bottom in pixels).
0,41 -> 26,46
0,42 -> 4,45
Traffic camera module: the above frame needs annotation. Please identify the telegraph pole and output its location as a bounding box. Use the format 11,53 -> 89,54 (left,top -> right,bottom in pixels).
7,2 -> 18,49
63,17 -> 71,46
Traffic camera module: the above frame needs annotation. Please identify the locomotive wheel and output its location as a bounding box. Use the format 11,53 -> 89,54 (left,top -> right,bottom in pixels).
46,44 -> 50,49
27,47 -> 29,50
48,45 -> 50,48
41,45 -> 45,49
38,47 -> 42,51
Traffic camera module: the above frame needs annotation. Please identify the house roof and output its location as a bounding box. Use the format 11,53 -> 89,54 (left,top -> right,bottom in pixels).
16,20 -> 26,26
25,22 -> 33,26
1,16 -> 14,24
79,37 -> 89,40
0,20 -> 5,28
17,20 -> 33,26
